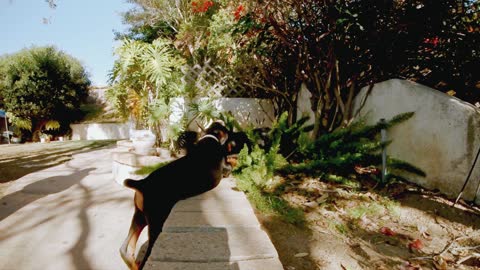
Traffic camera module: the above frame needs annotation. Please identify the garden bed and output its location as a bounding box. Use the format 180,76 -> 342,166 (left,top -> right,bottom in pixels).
248,177 -> 480,270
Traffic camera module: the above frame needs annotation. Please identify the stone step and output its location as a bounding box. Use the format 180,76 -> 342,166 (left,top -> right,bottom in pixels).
189,189 -> 246,201
116,140 -> 134,149
172,194 -> 252,212
163,211 -> 260,232
217,178 -> 237,188
149,228 -> 279,263
144,258 -> 284,270
112,151 -> 164,167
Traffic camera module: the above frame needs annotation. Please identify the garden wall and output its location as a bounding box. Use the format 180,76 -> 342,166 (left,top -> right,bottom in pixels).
72,98 -> 274,140
70,123 -> 130,140
170,97 -> 275,130
352,79 -> 480,204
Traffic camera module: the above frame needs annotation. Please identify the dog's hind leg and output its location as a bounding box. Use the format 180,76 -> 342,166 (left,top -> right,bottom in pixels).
120,206 -> 146,270
137,221 -> 162,270
137,201 -> 175,270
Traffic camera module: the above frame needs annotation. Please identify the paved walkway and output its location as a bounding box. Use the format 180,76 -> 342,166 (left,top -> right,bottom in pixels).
0,147 -> 283,270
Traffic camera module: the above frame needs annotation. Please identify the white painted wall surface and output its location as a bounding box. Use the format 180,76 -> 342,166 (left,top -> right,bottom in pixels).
170,97 -> 275,130
352,79 -> 480,203
296,83 -> 316,127
213,98 -> 275,128
70,123 -> 130,140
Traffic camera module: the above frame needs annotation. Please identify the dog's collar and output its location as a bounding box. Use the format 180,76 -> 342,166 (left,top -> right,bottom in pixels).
200,134 -> 219,142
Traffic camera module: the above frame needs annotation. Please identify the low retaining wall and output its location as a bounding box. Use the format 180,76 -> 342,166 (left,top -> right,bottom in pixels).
352,79 -> 480,204
112,140 -> 173,184
170,97 -> 275,130
70,123 -> 130,140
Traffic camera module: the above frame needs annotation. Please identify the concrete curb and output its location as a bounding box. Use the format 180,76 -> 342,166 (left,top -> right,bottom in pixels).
144,178 -> 284,270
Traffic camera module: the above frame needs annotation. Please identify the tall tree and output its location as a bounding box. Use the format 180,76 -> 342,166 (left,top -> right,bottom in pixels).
116,0 -> 479,137
233,0 -> 480,137
116,0 -> 191,42
0,46 -> 90,140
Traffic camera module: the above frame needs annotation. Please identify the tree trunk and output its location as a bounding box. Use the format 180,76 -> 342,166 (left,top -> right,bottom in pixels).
311,96 -> 323,139
32,119 -> 47,142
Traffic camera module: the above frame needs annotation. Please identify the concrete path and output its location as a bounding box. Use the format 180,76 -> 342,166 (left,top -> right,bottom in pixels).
0,147 -> 283,270
144,178 -> 283,270
0,147 -> 133,270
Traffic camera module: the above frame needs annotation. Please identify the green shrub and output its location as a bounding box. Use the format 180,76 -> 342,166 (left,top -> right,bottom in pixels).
234,145 -> 304,224
135,161 -> 169,175
280,112 -> 425,185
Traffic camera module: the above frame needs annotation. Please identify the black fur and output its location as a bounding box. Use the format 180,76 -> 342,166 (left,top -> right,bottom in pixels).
120,123 -> 237,270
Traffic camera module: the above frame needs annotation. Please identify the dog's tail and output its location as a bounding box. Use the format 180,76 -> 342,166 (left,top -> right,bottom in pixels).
123,179 -> 143,190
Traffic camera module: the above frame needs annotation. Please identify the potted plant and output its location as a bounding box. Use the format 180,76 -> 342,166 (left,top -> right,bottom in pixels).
39,133 -> 51,143
10,127 -> 22,143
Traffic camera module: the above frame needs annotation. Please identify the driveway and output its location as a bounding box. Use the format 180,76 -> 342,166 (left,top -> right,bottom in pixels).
0,147 -> 134,270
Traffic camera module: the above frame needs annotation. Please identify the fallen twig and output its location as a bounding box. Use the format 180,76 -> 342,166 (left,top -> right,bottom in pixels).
452,245 -> 480,252
412,231 -> 480,261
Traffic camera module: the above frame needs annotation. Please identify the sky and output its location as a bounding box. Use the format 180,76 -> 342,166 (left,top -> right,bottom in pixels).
0,0 -> 134,86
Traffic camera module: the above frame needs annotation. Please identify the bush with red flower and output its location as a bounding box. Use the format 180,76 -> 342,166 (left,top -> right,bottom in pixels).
234,4 -> 245,21
192,0 -> 214,13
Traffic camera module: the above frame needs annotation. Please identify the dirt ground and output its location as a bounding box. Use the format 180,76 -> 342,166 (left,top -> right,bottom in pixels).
254,177 -> 480,270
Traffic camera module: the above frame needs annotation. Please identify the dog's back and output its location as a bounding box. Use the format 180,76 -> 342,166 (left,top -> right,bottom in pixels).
125,135 -> 225,200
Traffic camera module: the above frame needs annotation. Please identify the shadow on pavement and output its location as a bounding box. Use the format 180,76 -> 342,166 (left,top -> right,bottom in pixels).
0,168 -> 93,222
0,141 -> 115,183
68,181 -> 93,270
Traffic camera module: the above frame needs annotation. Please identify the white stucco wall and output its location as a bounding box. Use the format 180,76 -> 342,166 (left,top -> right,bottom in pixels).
352,79 -> 480,203
296,83 -> 316,127
213,98 -> 275,128
70,123 -> 130,140
170,97 -> 275,130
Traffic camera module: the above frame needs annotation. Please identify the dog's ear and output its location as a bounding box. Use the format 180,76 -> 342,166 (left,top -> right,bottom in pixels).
216,129 -> 229,145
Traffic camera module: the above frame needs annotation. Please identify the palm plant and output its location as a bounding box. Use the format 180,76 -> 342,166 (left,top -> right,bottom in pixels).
108,38 -> 185,141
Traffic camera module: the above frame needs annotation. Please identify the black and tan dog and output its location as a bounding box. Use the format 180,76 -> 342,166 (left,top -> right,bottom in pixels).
120,122 -> 237,270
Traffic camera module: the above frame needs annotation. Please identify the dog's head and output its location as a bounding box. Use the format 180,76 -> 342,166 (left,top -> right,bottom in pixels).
205,121 -> 229,145
224,131 -> 250,155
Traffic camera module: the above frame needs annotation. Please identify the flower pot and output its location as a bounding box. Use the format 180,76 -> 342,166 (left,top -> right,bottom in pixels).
156,148 -> 171,159
132,139 -> 156,155
130,129 -> 156,155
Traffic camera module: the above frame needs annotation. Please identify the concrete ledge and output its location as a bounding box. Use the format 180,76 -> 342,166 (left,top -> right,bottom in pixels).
163,211 -> 260,231
188,189 -> 247,201
145,177 -> 283,269
144,258 -> 284,270
172,196 -> 254,212
149,228 -> 279,263
116,140 -> 134,149
112,152 -> 163,167
165,180 -> 259,230
111,149 -> 168,184
112,160 -> 143,184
